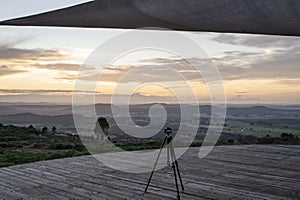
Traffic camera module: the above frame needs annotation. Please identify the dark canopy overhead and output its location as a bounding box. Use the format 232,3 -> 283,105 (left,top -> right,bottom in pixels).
1,0 -> 300,36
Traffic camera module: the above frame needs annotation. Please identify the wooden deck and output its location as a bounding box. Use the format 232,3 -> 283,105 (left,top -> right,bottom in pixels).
0,145 -> 299,200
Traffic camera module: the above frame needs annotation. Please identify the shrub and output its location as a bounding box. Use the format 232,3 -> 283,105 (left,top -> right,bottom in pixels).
227,139 -> 235,145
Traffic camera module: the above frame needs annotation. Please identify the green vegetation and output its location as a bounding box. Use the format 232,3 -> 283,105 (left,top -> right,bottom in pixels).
0,124 -> 89,168
258,133 -> 300,145
222,120 -> 300,138
0,123 -> 299,168
115,140 -> 164,151
0,151 -> 88,168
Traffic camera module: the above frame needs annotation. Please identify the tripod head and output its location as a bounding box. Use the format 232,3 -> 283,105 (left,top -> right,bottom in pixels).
164,127 -> 172,135
164,127 -> 173,144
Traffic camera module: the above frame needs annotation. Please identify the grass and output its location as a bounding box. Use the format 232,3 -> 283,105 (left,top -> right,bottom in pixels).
223,120 -> 300,137
0,123 -> 299,168
0,124 -> 89,167
0,151 -> 89,168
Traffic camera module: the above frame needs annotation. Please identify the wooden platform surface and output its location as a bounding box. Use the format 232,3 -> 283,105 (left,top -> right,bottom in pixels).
0,145 -> 299,200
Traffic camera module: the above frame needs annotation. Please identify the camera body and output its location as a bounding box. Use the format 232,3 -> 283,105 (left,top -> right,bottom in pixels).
164,127 -> 173,144
164,127 -> 172,135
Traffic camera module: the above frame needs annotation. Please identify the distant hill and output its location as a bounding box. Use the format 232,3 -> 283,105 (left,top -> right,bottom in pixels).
0,113 -> 74,125
0,104 -> 72,115
227,106 -> 273,115
227,105 -> 300,116
0,104 -> 300,128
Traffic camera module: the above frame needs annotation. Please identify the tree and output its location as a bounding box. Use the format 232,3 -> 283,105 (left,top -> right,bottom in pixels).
28,124 -> 35,129
98,117 -> 109,132
227,139 -> 234,145
281,132 -> 292,138
42,127 -> 48,134
28,124 -> 38,134
52,126 -> 57,134
95,117 -> 110,141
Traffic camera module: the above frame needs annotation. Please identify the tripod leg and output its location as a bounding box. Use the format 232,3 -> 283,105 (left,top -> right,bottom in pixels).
171,144 -> 184,191
172,161 -> 180,200
144,137 -> 167,193
175,160 -> 184,191
167,144 -> 170,166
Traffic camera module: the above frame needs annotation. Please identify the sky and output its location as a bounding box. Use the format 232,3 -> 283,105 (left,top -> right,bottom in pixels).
0,1 -> 300,104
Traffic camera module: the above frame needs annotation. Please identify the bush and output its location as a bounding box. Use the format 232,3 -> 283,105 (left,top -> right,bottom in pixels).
0,142 -> 14,148
63,144 -> 75,149
32,143 -> 44,148
258,133 -> 300,145
281,133 -> 294,139
74,144 -> 86,151
227,139 -> 235,145
54,143 -> 64,150
42,127 -> 48,133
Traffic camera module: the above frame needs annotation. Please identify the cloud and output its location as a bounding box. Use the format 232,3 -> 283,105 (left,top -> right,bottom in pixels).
222,51 -> 260,57
137,50 -> 300,82
0,39 -> 69,62
0,37 -> 34,49
1,65 -> 8,69
0,94 -> 73,103
274,79 -> 300,85
0,66 -> 26,76
0,89 -> 101,95
211,46 -> 300,81
139,57 -> 184,64
228,94 -> 260,102
0,40 -> 88,74
235,91 -> 248,94
212,33 -> 300,48
0,46 -> 68,60
60,62 -> 207,84
0,92 -> 175,104
0,47 -> 38,59
56,44 -> 300,86
31,63 -> 93,71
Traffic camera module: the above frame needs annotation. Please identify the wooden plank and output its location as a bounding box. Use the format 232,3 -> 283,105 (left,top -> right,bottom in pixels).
0,145 -> 299,200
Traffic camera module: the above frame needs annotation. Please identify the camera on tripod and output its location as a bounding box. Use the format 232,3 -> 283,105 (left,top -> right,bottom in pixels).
164,127 -> 173,144
164,127 -> 172,134
145,126 -> 184,200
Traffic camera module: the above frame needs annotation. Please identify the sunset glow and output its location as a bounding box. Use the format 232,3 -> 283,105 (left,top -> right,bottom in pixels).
0,25 -> 299,104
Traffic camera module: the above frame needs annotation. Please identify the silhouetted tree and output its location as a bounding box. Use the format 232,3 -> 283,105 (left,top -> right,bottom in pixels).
281,132 -> 294,139
52,126 -> 57,134
227,139 -> 234,145
42,127 -> 48,134
95,117 -> 110,141
28,124 -> 38,134
28,124 -> 34,129
98,117 -> 109,132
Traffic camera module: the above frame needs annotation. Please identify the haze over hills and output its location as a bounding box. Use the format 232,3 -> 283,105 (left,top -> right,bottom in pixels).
1,103 -> 300,115
0,103 -> 73,116
0,103 -> 300,138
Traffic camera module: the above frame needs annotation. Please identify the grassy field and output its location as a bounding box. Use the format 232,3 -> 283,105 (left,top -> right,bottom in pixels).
223,120 -> 300,137
0,124 -> 90,167
0,123 -> 299,168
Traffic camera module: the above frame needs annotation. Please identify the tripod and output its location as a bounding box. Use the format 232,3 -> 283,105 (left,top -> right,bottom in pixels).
144,128 -> 184,200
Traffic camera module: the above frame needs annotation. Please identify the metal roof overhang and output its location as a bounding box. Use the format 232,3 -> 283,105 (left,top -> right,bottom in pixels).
0,0 -> 300,36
